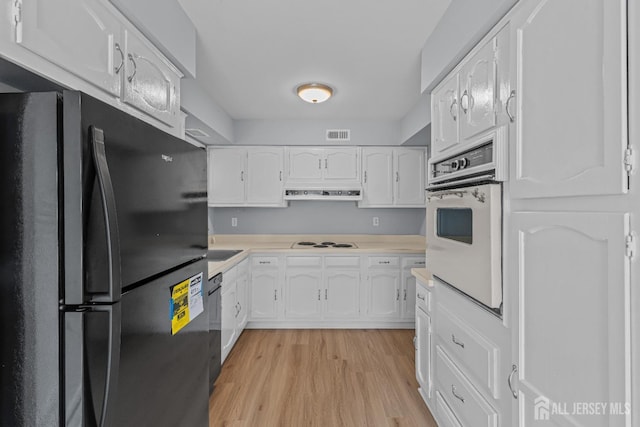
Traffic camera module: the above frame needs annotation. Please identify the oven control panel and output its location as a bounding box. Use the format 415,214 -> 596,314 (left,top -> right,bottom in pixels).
431,143 -> 494,179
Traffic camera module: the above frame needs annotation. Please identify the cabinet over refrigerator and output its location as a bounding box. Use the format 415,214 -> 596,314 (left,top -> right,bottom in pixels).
0,91 -> 209,426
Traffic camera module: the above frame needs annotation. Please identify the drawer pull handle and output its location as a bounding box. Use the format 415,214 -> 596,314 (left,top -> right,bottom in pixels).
451,385 -> 465,403
259,261 -> 270,265
452,334 -> 465,348
508,364 -> 518,399
380,261 -> 390,264
417,293 -> 426,301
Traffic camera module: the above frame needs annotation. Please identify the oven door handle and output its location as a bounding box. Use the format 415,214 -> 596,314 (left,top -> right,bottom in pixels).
426,189 -> 468,201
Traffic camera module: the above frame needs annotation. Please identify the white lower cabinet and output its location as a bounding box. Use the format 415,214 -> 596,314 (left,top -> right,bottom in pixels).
246,253 -> 423,326
221,267 -> 238,364
221,261 -> 249,364
284,256 -> 361,321
366,257 -> 401,319
249,256 -> 281,320
415,303 -> 432,399
324,270 -> 360,319
285,269 -> 323,319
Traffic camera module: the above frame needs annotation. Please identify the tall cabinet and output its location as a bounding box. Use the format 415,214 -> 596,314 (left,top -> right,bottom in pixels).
506,1 -> 633,426
427,0 -> 636,426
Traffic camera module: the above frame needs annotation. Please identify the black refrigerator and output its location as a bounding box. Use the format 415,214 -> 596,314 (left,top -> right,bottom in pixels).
0,91 -> 210,427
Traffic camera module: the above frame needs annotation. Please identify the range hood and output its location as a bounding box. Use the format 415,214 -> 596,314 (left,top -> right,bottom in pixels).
284,187 -> 362,201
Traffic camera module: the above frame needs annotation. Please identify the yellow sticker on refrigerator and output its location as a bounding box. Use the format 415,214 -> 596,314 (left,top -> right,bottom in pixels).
170,272 -> 204,335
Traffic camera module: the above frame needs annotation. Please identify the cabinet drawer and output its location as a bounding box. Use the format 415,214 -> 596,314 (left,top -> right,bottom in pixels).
368,257 -> 399,268
436,391 -> 463,427
416,281 -> 431,313
252,256 -> 279,268
435,347 -> 498,427
325,256 -> 360,268
402,257 -> 426,268
286,256 -> 322,267
436,304 -> 499,398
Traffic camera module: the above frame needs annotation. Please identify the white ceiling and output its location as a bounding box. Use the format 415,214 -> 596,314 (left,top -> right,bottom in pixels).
178,0 -> 451,121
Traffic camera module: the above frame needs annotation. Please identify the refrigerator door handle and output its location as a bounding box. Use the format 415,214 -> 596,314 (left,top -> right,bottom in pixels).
90,126 -> 122,302
64,304 -> 121,427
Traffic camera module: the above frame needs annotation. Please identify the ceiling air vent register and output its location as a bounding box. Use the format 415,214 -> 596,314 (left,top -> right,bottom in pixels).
326,129 -> 351,142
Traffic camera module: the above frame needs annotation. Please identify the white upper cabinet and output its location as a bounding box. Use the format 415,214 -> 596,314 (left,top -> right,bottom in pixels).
432,73 -> 460,155
208,147 -> 286,207
394,149 -> 426,206
287,148 -> 324,181
324,148 -> 360,181
122,29 -> 181,127
286,147 -> 359,184
17,0 -> 123,96
246,148 -> 284,206
509,0 -> 628,198
360,147 -> 426,208
361,148 -> 394,206
510,211 -> 631,427
208,148 -> 246,205
459,39 -> 496,140
6,0 -> 184,134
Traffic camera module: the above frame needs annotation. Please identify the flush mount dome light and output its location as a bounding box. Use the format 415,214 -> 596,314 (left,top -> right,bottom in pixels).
297,83 -> 333,104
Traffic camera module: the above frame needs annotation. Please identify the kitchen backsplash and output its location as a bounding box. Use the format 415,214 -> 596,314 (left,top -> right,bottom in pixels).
210,202 -> 426,235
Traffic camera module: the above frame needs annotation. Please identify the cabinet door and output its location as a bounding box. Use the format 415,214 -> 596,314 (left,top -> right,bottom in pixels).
123,30 -> 180,127
402,270 -> 417,320
367,271 -> 400,319
18,0 -> 122,96
510,212 -> 631,427
287,148 -> 323,181
323,148 -> 359,181
459,38 -> 497,140
360,148 -> 393,207
236,271 -> 248,331
208,148 -> 246,205
285,270 -> 322,319
250,270 -> 279,319
394,148 -> 426,206
432,73 -> 460,155
221,284 -> 237,364
324,270 -> 360,319
246,148 -> 284,206
510,0 -> 628,198
415,308 -> 432,397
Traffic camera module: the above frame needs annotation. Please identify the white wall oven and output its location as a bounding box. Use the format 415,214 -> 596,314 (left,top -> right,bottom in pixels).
426,130 -> 507,313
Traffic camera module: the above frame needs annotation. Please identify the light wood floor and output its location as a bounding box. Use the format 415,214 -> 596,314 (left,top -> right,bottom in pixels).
209,329 -> 437,427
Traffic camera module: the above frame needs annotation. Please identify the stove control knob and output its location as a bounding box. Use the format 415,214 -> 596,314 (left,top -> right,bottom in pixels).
303,190 -> 308,195
451,160 -> 459,171
459,158 -> 469,169
338,191 -> 342,195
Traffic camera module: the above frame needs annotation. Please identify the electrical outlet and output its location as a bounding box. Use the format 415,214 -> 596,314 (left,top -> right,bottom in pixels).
373,217 -> 379,227
232,217 -> 238,227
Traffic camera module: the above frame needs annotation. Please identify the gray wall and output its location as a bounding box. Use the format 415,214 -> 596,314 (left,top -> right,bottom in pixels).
400,91 -> 431,143
420,0 -> 518,92
233,119 -> 400,146
211,203 -> 425,235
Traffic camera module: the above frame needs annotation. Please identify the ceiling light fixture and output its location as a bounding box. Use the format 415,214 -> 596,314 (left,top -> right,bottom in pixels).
296,83 -> 333,104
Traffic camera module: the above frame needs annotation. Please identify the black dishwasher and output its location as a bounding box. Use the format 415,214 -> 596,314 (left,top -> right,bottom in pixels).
208,273 -> 223,393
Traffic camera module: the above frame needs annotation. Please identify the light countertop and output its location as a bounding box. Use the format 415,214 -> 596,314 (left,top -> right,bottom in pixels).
411,268 -> 433,286
207,234 -> 426,280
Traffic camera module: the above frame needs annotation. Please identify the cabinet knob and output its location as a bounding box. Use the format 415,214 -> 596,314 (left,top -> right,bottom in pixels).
127,54 -> 137,83
451,385 -> 465,403
508,364 -> 518,399
114,43 -> 124,74
451,334 -> 465,349
506,90 -> 516,123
